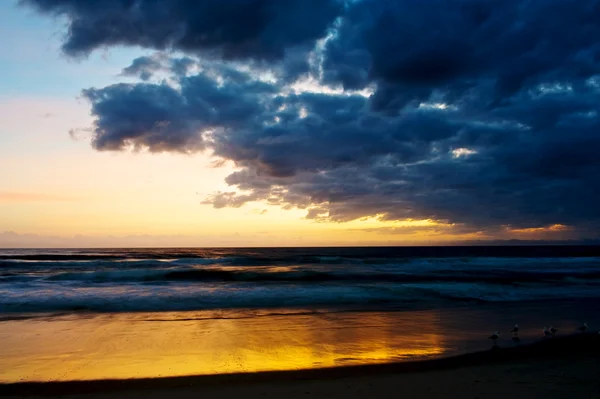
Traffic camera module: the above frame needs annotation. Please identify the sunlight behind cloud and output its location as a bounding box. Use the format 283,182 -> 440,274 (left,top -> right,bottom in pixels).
451,148 -> 478,158
289,76 -> 375,97
508,224 -> 571,234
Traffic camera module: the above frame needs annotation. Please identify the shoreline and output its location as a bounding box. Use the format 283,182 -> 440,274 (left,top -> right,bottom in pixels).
2,334 -> 598,396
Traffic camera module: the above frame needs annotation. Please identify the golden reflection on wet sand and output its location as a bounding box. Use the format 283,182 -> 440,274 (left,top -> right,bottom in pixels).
0,310 -> 446,382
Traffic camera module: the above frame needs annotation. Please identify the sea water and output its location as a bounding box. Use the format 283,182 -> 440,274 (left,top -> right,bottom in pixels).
1,247 -> 599,382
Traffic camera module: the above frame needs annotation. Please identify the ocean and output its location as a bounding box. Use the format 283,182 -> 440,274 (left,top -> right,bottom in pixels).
2,246 -> 600,313
1,246 -> 600,382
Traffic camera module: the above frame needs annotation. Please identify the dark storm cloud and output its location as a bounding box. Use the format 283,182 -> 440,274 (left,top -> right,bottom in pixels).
84,65 -> 277,152
83,83 -> 201,152
323,0 -> 600,101
23,0 -> 600,235
20,0 -> 343,61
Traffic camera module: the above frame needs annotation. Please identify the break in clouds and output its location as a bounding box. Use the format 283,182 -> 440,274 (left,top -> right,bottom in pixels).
22,0 -> 600,237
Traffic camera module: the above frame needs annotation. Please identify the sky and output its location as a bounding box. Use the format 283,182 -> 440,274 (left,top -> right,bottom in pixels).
1,0 -> 599,247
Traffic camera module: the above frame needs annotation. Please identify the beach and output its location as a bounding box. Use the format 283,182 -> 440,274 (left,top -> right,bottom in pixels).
2,335 -> 599,398
0,301 -> 598,384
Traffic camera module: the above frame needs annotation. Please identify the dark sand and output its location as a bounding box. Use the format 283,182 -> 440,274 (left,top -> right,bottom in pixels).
2,334 -> 598,398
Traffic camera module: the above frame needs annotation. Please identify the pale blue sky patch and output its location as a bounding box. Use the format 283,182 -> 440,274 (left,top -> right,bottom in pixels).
0,1 -> 150,98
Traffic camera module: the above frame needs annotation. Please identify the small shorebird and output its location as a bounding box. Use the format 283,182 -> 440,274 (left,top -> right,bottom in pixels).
510,324 -> 520,343
577,322 -> 588,333
488,331 -> 500,346
543,326 -> 552,339
549,326 -> 558,337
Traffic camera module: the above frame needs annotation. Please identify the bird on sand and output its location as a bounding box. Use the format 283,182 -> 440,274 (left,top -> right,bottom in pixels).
543,326 -> 552,339
488,331 -> 500,345
510,324 -> 520,343
577,322 -> 588,333
549,326 -> 558,337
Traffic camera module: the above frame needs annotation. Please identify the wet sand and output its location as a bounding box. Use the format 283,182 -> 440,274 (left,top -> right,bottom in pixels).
2,335 -> 599,398
0,301 -> 598,383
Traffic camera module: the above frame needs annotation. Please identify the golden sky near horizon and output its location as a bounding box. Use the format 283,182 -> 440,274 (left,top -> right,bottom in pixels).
0,97 -> 576,247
